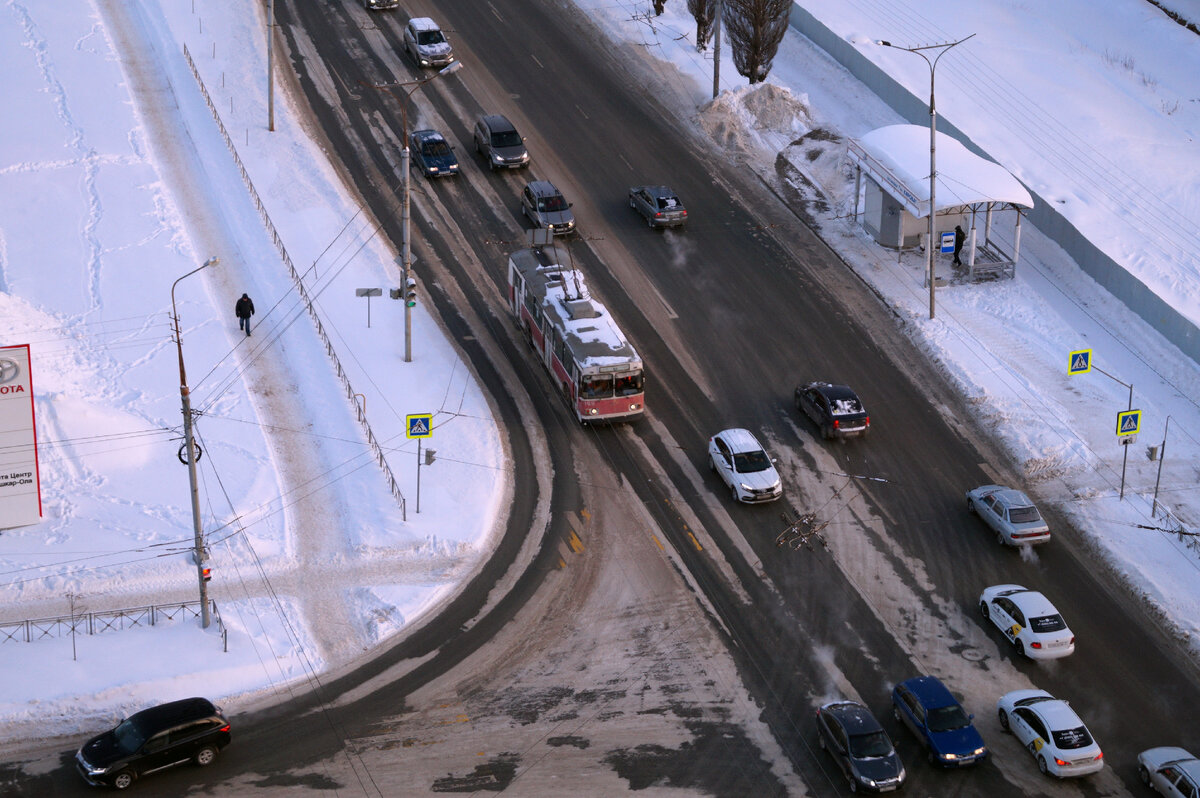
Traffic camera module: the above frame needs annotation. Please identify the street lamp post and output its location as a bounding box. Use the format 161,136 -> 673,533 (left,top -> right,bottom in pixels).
373,61 -> 463,363
171,256 -> 219,629
877,34 -> 975,320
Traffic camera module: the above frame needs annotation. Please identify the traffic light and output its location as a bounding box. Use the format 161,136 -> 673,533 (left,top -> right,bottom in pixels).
424,448 -> 436,466
405,276 -> 418,308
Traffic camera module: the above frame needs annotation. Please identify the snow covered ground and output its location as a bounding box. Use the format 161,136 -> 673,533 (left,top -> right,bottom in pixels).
1,0 -> 1199,750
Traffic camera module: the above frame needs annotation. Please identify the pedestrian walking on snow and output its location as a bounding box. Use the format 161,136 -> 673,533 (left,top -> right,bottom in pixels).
953,225 -> 966,267
235,293 -> 255,336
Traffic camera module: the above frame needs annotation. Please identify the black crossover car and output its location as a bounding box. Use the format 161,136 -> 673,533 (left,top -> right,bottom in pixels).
76,697 -> 231,790
817,700 -> 906,793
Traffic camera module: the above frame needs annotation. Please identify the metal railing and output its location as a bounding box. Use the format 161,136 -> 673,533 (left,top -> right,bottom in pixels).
183,45 -> 407,521
0,600 -> 225,647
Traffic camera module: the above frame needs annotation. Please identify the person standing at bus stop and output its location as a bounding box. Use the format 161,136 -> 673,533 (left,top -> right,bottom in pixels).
235,293 -> 255,336
953,225 -> 966,267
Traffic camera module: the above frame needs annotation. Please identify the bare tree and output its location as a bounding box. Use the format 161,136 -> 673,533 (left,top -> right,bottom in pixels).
688,0 -> 718,51
723,0 -> 790,83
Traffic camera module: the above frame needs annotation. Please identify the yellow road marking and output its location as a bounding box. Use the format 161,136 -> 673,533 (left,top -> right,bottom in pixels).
687,531 -> 702,551
650,533 -> 665,551
580,508 -> 591,522
557,557 -> 566,569
568,530 -> 584,553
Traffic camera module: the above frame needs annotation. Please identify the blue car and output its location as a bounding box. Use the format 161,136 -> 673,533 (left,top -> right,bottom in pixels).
892,676 -> 987,767
409,129 -> 458,178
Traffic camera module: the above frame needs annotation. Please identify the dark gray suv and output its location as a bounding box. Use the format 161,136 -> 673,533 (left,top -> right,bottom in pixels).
521,180 -> 575,235
473,114 -> 530,171
75,697 -> 231,790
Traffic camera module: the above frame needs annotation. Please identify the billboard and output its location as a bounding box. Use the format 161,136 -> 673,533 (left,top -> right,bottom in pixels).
0,344 -> 42,528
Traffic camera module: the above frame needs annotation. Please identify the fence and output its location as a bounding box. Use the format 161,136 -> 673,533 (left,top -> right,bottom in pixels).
182,45 -> 407,521
0,600 -> 226,650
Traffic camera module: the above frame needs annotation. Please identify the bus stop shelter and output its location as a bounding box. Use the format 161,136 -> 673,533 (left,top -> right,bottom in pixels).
847,125 -> 1033,281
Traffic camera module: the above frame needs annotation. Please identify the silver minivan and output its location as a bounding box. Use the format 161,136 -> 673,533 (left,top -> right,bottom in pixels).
521,180 -> 575,235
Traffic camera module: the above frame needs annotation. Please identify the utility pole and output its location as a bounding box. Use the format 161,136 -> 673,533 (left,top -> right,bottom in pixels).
171,256 -> 219,629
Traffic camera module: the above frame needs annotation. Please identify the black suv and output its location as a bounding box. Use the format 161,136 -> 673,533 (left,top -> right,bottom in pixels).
816,700 -> 906,793
75,697 -> 231,790
795,381 -> 870,440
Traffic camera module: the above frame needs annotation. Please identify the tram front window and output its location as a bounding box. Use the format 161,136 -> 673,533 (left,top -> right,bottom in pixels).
614,373 -> 643,396
581,374 -> 613,399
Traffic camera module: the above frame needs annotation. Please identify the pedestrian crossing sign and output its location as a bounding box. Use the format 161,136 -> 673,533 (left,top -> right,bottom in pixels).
1068,349 -> 1092,375
406,413 -> 432,439
1116,409 -> 1141,436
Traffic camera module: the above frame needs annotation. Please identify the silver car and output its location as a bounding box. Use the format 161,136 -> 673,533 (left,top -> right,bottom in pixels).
403,17 -> 454,68
966,484 -> 1050,546
521,180 -> 575,235
708,428 -> 782,504
1139,747 -> 1200,797
473,114 -> 530,171
628,185 -> 687,229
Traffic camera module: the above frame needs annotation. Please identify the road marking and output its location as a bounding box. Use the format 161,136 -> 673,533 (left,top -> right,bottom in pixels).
650,533 -> 665,551
557,556 -> 566,569
580,508 -> 591,522
686,530 -> 702,551
487,2 -> 503,22
568,530 -> 585,553
648,280 -> 679,319
531,53 -> 544,69
978,462 -> 1003,485
576,104 -> 590,120
436,714 -> 470,726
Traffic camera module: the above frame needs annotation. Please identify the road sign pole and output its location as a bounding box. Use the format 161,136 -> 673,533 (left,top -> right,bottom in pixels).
416,439 -> 422,514
1119,382 -> 1133,500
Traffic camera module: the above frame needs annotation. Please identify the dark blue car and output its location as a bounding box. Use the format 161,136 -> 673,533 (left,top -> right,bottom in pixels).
409,129 -> 458,178
892,676 -> 987,767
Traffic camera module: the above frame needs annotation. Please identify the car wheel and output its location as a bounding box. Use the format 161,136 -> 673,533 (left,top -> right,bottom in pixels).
1015,639 -> 1025,658
1138,764 -> 1151,785
194,745 -> 219,767
708,456 -> 716,473
848,777 -> 858,793
822,424 -> 833,441
818,733 -> 826,751
980,600 -> 990,619
629,196 -> 636,209
731,484 -> 741,503
927,749 -> 937,765
474,136 -> 481,154
647,215 -> 655,229
997,708 -> 1010,732
892,706 -> 900,723
967,496 -> 976,514
997,531 -> 1008,546
112,770 -> 134,790
1037,755 -> 1049,775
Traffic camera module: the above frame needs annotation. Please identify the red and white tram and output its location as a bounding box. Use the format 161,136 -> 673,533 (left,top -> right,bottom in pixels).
506,246 -> 645,423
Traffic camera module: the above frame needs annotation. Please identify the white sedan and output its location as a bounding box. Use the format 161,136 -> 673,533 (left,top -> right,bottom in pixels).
1139,747 -> 1200,797
997,690 -> 1104,778
979,585 -> 1075,660
708,428 -> 782,504
966,484 -> 1050,545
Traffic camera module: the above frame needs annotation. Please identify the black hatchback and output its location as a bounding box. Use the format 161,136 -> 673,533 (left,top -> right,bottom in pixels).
795,381 -> 870,440
75,697 -> 231,790
817,700 -> 906,793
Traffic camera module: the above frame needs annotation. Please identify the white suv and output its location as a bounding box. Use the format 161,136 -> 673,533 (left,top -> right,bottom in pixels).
404,17 -> 454,68
708,428 -> 783,503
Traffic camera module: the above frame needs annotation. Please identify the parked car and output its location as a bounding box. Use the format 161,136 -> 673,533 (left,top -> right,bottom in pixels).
521,180 -> 575,235
473,114 -> 530,171
75,697 -> 231,791
795,382 -> 869,440
362,0 -> 398,9
965,484 -> 1050,545
409,129 -> 458,178
628,185 -> 687,229
403,17 -> 454,68
707,428 -> 783,504
1139,747 -> 1200,797
979,584 -> 1075,659
892,676 -> 987,767
816,700 -> 906,793
997,689 -> 1103,778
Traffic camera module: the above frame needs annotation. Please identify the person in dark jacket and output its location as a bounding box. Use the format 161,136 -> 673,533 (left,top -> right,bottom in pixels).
953,225 -> 966,266
235,293 -> 255,336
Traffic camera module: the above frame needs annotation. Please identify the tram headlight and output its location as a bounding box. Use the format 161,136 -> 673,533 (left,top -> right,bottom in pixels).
629,402 -> 640,411
588,407 -> 599,415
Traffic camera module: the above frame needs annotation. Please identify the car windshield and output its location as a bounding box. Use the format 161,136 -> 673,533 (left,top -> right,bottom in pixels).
491,130 -> 522,148
1008,505 -> 1042,523
848,730 -> 894,759
733,449 -> 771,473
580,374 -> 612,399
1051,726 -> 1094,750
422,139 -> 451,157
1029,613 -> 1067,633
416,30 -> 445,46
614,373 -> 643,396
926,704 -> 971,732
113,718 -> 146,752
538,195 -> 569,212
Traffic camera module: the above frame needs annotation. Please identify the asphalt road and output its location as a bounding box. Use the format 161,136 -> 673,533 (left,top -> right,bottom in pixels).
7,1 -> 1199,796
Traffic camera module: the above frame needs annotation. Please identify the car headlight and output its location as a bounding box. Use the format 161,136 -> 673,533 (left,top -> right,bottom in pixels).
941,752 -> 958,760
974,747 -> 987,756
740,482 -> 754,491
857,775 -> 875,787
491,153 -> 504,163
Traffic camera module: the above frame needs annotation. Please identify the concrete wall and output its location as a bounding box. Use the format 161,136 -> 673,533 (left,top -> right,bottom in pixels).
788,4 -> 1200,366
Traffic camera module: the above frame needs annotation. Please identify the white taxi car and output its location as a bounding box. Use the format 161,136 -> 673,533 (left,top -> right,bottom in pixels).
979,585 -> 1075,660
997,690 -> 1104,778
708,428 -> 782,504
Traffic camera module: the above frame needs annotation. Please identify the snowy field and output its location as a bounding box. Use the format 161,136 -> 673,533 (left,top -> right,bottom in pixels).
1,0 -> 1199,748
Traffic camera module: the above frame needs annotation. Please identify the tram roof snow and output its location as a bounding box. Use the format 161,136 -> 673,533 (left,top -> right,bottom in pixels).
508,247 -> 642,372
